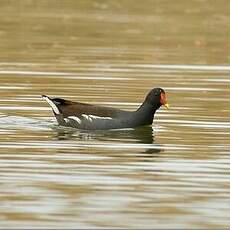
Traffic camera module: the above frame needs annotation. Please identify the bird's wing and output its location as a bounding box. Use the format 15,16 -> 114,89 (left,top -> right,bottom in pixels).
42,95 -> 129,118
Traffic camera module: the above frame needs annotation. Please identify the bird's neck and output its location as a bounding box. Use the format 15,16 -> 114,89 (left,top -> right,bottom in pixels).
135,101 -> 160,125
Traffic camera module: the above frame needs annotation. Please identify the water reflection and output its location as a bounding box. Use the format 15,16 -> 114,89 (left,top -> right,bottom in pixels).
54,125 -> 163,157
53,125 -> 155,144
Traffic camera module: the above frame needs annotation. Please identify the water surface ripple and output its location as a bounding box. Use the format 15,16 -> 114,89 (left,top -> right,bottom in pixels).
1,1 -> 230,229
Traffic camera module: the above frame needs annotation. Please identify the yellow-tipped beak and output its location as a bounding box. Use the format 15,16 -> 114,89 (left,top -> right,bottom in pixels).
164,103 -> 170,109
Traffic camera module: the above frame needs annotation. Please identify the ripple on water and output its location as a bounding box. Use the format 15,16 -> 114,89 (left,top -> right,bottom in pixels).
1,62 -> 230,229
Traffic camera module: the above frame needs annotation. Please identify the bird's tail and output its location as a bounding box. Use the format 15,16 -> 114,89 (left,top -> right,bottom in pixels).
42,95 -> 60,114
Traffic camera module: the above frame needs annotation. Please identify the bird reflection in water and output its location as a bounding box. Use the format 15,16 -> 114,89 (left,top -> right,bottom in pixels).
52,125 -> 163,156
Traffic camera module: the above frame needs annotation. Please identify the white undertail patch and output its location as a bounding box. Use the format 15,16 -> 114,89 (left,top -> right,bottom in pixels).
42,96 -> 60,114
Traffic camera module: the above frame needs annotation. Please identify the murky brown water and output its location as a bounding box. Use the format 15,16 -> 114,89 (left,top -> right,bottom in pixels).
0,1 -> 230,229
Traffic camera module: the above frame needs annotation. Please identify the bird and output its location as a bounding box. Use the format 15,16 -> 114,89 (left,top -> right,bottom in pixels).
42,87 -> 169,130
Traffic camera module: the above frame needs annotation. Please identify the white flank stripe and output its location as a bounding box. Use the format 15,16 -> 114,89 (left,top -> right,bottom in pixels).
83,114 -> 112,120
42,96 -> 60,114
67,114 -> 113,124
68,116 -> 82,124
82,114 -> 92,122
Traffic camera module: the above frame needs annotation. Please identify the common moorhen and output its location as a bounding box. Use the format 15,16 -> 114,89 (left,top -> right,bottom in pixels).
42,87 -> 169,130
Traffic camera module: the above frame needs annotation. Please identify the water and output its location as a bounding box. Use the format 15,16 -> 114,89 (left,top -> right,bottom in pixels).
0,1 -> 230,229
